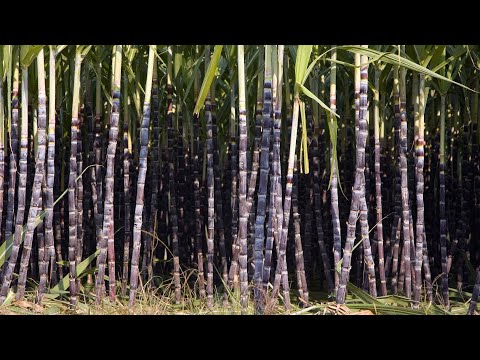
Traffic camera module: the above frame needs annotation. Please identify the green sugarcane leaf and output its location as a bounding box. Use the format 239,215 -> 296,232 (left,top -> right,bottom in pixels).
174,52 -> 183,78
78,45 -> 92,58
450,287 -> 473,298
77,267 -> 99,279
335,258 -> 342,275
325,57 -> 362,69
437,53 -> 466,95
246,46 -> 260,71
47,249 -> 100,297
193,45 -> 223,115
125,45 -> 138,63
426,303 -> 452,315
346,282 -> 382,305
338,45 -> 476,93
299,126 -> 303,173
302,47 -> 335,85
0,211 -> 47,267
0,165 -> 97,267
0,46 -> 3,81
302,46 -> 381,86
1,45 -> 12,80
56,45 -> 68,56
376,295 -> 412,307
1,289 -> 15,307
325,110 -> 339,190
413,45 -> 426,65
20,45 -> 44,69
298,83 -> 340,118
101,80 -> 114,107
430,45 -> 466,73
121,55 -> 145,95
294,45 -> 312,93
152,45 -> 168,70
287,46 -> 297,64
185,47 -> 207,100
419,45 -> 440,68
300,101 -> 309,174
292,305 -> 324,315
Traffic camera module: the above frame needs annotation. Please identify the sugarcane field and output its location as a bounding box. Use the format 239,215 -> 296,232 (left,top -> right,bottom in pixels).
0,44 -> 479,315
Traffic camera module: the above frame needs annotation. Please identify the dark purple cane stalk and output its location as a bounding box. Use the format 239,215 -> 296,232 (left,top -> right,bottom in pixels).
0,55 -> 30,303
439,93 -> 449,308
236,45 -> 250,311
212,106 -> 228,288
128,45 -> 155,306
337,50 -> 376,303
292,154 -> 308,304
266,46 -> 279,300
1,47 -> 19,282
254,45 -> 273,312
312,133 -> 334,293
399,63 -> 411,299
16,50 -> 48,301
414,73 -> 426,306
193,111 -> 205,299
93,61 -> 104,253
121,71 -> 132,296
373,66 -> 387,296
269,95 -> 303,311
144,58 -> 159,281
0,66 -> 5,260
329,47 -> 343,295
96,45 -> 122,303
36,47 -> 56,303
166,47 -> 181,304
66,52 -> 82,306
205,87 -> 215,308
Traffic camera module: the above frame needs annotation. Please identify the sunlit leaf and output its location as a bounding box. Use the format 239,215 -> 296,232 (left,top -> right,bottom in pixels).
193,45 -> 223,115
20,45 -> 44,69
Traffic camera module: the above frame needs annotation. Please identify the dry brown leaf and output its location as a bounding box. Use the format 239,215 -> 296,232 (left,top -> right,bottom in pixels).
325,302 -> 352,315
13,300 -> 44,313
13,300 -> 34,309
0,309 -> 19,315
351,310 -> 374,315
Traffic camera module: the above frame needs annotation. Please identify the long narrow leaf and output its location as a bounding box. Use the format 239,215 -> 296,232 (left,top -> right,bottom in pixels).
299,83 -> 340,118
294,45 -> 312,93
338,45 -> 476,92
347,282 -> 382,305
300,101 -> 309,174
0,165 -> 97,267
20,45 -> 44,69
193,45 -> 223,115
45,249 -> 100,298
